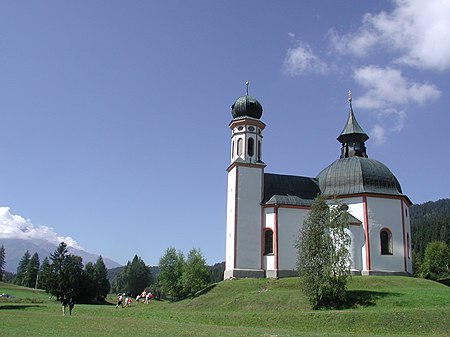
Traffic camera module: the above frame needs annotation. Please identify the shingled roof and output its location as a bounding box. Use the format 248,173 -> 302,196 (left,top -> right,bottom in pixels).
263,173 -> 320,206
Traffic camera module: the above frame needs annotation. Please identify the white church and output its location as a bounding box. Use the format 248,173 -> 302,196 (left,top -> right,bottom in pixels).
224,87 -> 413,279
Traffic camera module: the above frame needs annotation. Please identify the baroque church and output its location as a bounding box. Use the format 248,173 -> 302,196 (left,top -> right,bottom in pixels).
224,86 -> 413,279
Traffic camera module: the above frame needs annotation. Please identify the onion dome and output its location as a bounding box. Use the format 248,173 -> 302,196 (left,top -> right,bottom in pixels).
231,81 -> 263,119
317,157 -> 403,196
317,92 -> 403,197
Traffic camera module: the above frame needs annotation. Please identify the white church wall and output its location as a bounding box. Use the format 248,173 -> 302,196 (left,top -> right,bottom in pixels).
277,207 -> 309,271
225,167 -> 237,271
367,197 -> 405,273
235,166 -> 263,269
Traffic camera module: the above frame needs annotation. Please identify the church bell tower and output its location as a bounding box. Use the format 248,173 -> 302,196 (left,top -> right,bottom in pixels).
224,82 -> 266,279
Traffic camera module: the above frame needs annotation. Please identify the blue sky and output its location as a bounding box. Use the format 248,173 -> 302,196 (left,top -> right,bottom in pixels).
0,0 -> 449,266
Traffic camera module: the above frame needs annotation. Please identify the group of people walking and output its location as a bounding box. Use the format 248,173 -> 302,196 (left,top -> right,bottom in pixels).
136,290 -> 153,304
116,290 -> 153,308
60,290 -> 153,315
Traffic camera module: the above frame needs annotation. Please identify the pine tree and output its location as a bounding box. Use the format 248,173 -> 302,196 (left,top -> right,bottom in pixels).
111,255 -> 150,297
24,252 -> 40,288
0,245 -> 5,281
64,254 -> 84,298
295,196 -> 351,309
94,256 -> 110,300
15,250 -> 31,286
49,242 -> 69,299
39,257 -> 53,292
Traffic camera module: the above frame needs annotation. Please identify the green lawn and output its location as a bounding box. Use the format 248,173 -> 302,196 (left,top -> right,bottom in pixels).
1,277 -> 449,337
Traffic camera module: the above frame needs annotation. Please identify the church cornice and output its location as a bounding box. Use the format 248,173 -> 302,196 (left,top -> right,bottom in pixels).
229,118 -> 266,130
226,160 -> 266,173
322,192 -> 413,206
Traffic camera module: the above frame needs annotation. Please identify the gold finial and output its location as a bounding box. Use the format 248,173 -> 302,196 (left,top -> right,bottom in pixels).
348,90 -> 352,102
246,81 -> 249,96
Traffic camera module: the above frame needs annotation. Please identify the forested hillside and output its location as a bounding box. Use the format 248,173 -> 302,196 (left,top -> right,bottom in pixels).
410,198 -> 450,258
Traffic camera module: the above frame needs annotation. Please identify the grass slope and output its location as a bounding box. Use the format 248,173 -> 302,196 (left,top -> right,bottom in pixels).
1,277 -> 449,337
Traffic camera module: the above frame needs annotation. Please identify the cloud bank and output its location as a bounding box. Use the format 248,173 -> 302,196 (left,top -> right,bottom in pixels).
0,207 -> 83,250
329,0 -> 450,71
284,0 -> 448,144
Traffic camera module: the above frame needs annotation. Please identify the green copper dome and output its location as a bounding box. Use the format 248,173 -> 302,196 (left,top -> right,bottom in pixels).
317,157 -> 403,196
231,95 -> 263,119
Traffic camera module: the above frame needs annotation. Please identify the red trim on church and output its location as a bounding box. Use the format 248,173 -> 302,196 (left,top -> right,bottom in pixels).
233,166 -> 239,269
401,202 -> 407,272
363,196 -> 371,271
274,206 -> 279,271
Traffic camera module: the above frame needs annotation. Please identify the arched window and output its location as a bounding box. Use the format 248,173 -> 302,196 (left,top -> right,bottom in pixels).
231,141 -> 234,159
257,140 -> 261,160
264,229 -> 273,255
248,137 -> 254,157
237,138 -> 243,156
407,233 -> 410,259
380,228 -> 393,255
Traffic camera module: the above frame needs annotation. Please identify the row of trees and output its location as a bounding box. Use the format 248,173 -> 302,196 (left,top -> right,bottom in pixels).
1,242 -> 110,303
110,247 -> 211,301
40,242 -> 110,302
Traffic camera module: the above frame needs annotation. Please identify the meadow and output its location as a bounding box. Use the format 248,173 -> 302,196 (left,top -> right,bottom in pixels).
1,276 -> 449,337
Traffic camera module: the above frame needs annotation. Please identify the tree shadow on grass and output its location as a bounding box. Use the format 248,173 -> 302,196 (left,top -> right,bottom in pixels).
0,304 -> 42,310
318,290 -> 401,310
192,283 -> 218,298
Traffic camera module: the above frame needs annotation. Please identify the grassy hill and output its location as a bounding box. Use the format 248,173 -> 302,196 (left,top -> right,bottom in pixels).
1,277 -> 449,336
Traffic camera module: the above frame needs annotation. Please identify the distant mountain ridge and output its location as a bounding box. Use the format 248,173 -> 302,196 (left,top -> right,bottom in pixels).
0,238 -> 121,273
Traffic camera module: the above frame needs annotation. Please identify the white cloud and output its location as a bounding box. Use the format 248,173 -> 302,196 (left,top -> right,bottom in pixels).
352,65 -> 440,134
371,124 -> 387,145
0,207 -> 83,250
283,40 -> 329,76
330,0 -> 450,71
353,65 -> 441,110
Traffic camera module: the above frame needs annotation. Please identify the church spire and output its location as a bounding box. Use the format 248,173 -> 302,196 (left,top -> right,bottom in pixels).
337,91 -> 369,158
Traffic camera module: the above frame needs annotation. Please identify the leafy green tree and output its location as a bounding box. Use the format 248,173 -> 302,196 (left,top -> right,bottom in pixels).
81,262 -> 97,302
181,248 -> 210,296
0,245 -> 5,281
15,250 -> 31,286
420,241 -> 450,280
158,247 -> 185,300
295,196 -> 351,309
94,256 -> 111,300
24,252 -> 40,288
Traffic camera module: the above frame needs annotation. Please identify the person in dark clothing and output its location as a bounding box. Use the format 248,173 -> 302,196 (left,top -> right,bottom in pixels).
61,295 -> 69,316
68,298 -> 75,316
